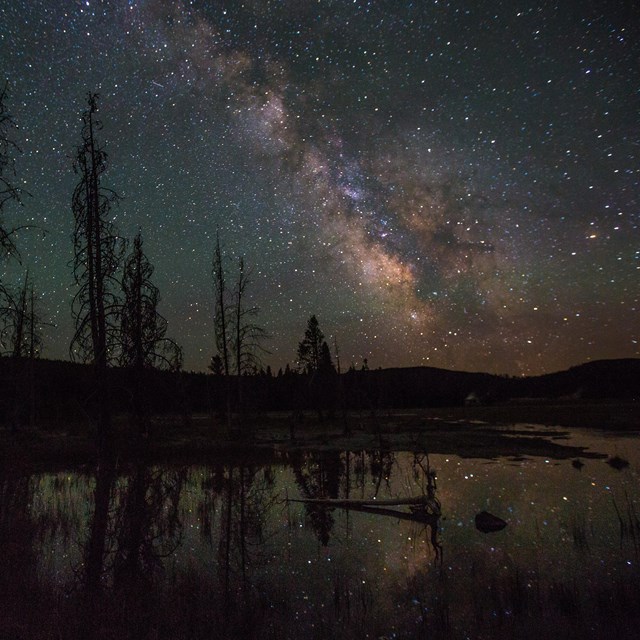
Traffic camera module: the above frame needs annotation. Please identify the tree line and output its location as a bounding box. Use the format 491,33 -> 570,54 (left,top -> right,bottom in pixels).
0,88 -> 350,448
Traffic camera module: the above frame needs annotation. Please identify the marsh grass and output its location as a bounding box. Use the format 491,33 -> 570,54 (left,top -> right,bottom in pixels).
2,553 -> 639,640
397,562 -> 640,640
612,492 -> 640,559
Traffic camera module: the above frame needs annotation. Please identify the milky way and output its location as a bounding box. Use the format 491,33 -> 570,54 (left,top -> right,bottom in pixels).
1,0 -> 638,374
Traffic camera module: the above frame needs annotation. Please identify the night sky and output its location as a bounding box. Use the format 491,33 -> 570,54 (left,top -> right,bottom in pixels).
1,0 -> 638,375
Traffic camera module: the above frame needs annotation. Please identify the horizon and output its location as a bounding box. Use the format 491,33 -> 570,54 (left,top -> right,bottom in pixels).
2,1 -> 638,376
7,352 -> 638,381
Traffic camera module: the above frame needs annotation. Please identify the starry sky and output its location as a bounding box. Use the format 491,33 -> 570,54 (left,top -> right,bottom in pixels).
1,0 -> 638,375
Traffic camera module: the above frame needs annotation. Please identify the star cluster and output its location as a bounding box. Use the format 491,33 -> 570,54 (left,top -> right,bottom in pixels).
1,0 -> 638,374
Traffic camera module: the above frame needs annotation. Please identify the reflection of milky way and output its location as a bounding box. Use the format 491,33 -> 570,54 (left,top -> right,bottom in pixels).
3,0 -> 639,374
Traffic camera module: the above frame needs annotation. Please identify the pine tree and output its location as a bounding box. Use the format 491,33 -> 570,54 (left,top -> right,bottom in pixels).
297,315 -> 335,375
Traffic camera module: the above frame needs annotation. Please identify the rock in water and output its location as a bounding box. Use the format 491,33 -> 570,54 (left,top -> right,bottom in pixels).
475,511 -> 507,533
607,456 -> 629,471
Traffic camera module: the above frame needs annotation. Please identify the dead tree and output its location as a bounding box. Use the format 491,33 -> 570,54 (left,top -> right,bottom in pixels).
212,232 -> 232,431
232,256 -> 268,414
70,93 -> 124,453
1,271 -> 45,430
0,81 -> 23,267
120,231 -> 182,436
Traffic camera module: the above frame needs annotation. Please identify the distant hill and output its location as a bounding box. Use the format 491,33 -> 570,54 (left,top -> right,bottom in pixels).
512,359 -> 640,400
352,359 -> 639,407
0,357 -> 637,424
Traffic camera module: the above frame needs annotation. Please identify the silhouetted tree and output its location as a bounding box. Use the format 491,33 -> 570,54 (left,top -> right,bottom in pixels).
2,270 -> 43,359
318,340 -> 336,375
1,271 -> 45,430
209,353 -> 224,375
0,81 -> 23,267
296,315 -> 325,374
212,235 -> 267,428
212,232 -> 232,430
70,93 -> 124,452
232,256 -> 268,417
232,256 -> 268,377
0,81 -> 29,337
120,231 -> 182,435
296,315 -> 336,419
212,232 -> 231,376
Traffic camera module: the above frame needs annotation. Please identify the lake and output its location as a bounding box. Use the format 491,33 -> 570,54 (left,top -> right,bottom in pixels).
2,424 -> 639,639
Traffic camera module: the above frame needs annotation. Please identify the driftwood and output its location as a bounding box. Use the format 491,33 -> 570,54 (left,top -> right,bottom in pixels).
334,503 -> 439,523
288,495 -> 441,517
290,495 -> 442,557
289,496 -> 433,508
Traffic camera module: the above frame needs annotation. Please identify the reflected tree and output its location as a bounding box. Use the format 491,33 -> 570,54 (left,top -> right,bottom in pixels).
370,450 -> 395,496
113,464 -> 185,592
84,458 -> 116,596
0,465 -> 40,633
291,450 -> 343,545
194,462 -> 278,626
83,462 -> 185,599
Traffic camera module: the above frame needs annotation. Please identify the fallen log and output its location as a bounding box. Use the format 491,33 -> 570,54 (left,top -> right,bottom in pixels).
289,495 -> 441,518
288,496 -> 435,508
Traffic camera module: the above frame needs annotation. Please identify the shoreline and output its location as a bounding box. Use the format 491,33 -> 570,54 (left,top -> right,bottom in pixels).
1,400 -> 636,468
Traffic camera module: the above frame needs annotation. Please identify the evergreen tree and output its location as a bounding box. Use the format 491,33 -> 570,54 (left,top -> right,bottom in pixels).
209,353 -> 224,375
296,315 -> 325,374
318,340 -> 336,375
296,315 -> 336,420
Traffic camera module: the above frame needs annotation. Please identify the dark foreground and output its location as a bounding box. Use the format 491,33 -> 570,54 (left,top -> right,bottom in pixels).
1,400 -> 638,466
1,404 -> 639,639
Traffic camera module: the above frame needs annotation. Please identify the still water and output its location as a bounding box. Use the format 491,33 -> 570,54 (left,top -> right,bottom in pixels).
3,426 -> 640,639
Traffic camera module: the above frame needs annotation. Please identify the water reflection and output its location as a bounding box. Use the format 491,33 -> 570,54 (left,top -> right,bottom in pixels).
2,428 -> 640,638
